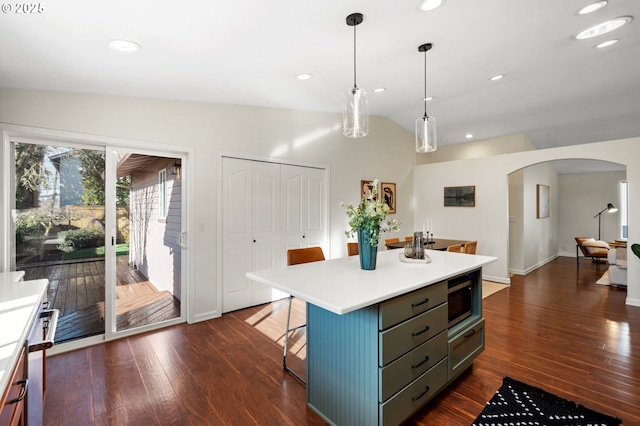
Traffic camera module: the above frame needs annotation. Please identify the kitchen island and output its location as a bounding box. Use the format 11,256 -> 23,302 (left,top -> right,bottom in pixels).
247,249 -> 497,426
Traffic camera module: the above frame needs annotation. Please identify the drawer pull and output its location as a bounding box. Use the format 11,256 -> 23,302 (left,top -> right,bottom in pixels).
411,325 -> 430,337
463,329 -> 477,338
411,355 -> 430,369
411,385 -> 430,401
9,379 -> 28,404
411,298 -> 430,308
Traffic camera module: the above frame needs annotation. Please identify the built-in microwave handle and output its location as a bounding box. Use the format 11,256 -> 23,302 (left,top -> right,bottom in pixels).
28,308 -> 59,352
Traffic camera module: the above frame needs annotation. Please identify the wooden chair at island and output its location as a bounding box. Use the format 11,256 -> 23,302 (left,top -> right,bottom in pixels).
462,241 -> 477,254
446,243 -> 463,253
347,242 -> 359,256
285,246 -> 325,384
384,237 -> 400,250
404,236 -> 413,242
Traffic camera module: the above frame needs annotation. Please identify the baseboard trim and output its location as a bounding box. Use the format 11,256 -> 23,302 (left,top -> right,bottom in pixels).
482,274 -> 511,285
626,297 -> 640,308
191,310 -> 221,324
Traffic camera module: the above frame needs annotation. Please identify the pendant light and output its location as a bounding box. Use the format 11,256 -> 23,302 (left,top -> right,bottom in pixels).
343,13 -> 369,138
416,43 -> 437,153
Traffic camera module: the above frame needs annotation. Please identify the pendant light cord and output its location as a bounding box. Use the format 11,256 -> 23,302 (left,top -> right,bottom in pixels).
353,24 -> 358,89
423,50 -> 428,119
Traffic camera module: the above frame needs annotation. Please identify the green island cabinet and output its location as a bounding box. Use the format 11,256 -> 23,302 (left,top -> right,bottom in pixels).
307,269 -> 484,426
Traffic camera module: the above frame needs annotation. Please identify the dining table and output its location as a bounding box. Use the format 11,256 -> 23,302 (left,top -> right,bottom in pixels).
385,238 -> 470,251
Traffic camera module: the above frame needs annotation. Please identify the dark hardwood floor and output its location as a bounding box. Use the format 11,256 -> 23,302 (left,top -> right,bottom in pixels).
43,257 -> 640,425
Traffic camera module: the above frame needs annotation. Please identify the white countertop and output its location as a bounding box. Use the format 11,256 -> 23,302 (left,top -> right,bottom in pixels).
0,274 -> 48,398
247,249 -> 497,315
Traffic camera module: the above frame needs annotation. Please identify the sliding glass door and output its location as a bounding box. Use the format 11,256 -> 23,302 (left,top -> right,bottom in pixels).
106,148 -> 183,336
9,137 -> 185,344
11,140 -> 108,342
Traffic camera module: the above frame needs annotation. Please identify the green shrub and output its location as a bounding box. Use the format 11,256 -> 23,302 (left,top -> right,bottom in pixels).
15,210 -> 48,245
58,228 -> 105,253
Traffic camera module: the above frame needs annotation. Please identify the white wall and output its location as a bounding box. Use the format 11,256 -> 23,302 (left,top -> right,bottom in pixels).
416,133 -> 536,165
508,163 -> 559,275
508,170 -> 524,273
0,88 -> 417,323
414,138 -> 640,307
557,171 -> 626,256
523,163 -> 559,272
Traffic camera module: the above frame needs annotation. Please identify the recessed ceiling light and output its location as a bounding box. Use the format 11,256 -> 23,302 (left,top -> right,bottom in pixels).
373,87 -> 386,93
572,16 -> 633,40
595,39 -> 619,48
108,39 -> 141,52
296,73 -> 313,80
417,0 -> 445,12
489,74 -> 505,81
465,133 -> 474,139
424,96 -> 435,101
578,1 -> 608,15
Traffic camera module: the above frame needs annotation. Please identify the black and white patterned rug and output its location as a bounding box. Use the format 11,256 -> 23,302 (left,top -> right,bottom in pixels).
472,377 -> 621,426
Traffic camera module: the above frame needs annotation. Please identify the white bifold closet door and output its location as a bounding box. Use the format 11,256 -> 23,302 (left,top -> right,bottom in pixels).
221,157 -> 326,313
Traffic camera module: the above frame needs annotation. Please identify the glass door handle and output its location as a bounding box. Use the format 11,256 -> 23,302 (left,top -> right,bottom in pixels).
178,231 -> 187,249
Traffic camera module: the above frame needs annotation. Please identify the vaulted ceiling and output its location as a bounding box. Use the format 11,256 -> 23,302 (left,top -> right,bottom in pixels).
1,0 -> 638,156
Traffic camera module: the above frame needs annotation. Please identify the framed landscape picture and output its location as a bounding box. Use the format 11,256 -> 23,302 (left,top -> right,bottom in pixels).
537,184 -> 550,218
444,186 -> 475,207
381,182 -> 396,213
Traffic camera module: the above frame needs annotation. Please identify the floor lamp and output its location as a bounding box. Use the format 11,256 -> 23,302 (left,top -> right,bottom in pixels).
594,203 -> 618,240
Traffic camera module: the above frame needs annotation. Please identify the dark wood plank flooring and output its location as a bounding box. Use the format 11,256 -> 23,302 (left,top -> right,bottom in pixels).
43,257 -> 640,425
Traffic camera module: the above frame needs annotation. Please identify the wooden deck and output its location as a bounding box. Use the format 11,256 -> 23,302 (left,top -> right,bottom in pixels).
20,256 -> 180,342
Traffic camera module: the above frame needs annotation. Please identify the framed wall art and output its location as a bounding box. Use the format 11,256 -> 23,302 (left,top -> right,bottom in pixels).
361,180 -> 376,200
444,186 -> 475,207
381,182 -> 396,213
537,184 -> 550,218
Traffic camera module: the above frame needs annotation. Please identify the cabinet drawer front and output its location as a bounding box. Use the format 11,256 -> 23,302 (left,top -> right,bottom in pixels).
380,303 -> 448,366
379,281 -> 446,330
0,347 -> 27,426
380,357 -> 448,426
379,331 -> 447,402
449,318 -> 485,379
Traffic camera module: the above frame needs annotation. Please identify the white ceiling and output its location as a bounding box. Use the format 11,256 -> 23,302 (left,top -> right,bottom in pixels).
1,0 -> 638,172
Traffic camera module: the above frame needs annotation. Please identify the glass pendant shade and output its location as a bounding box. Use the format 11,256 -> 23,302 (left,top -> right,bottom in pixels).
343,86 -> 369,138
415,115 -> 437,153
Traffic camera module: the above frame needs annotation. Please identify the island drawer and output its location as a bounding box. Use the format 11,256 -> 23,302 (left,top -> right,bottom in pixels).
378,281 -> 447,330
379,330 -> 447,402
449,318 -> 485,379
379,357 -> 448,426
380,303 -> 448,366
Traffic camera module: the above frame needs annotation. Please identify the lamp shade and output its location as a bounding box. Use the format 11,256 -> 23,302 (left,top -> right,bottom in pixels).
343,87 -> 369,138
415,115 -> 437,153
607,203 -> 618,213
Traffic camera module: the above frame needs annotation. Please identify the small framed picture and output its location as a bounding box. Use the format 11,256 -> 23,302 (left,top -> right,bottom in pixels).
444,186 -> 475,207
361,180 -> 377,200
537,184 -> 550,218
381,182 -> 397,213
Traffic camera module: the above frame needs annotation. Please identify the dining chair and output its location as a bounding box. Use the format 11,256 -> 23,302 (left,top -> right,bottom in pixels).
446,244 -> 463,253
462,241 -> 477,254
347,242 -> 359,256
404,236 -> 413,242
284,246 -> 325,384
384,237 -> 400,249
